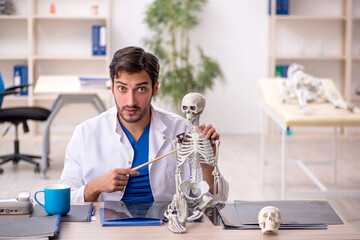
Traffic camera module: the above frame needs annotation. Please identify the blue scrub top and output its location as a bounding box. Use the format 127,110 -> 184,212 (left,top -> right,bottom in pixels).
120,121 -> 154,202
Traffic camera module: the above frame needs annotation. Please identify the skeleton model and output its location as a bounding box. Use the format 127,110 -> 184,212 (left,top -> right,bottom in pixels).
278,63 -> 354,115
258,206 -> 281,234
164,93 -> 221,233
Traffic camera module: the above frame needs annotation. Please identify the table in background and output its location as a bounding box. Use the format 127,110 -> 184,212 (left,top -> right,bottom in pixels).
34,75 -> 111,178
56,202 -> 360,240
258,78 -> 360,199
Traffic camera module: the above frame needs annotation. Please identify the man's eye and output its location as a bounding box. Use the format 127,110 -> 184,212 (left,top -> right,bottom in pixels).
118,86 -> 126,92
138,87 -> 146,93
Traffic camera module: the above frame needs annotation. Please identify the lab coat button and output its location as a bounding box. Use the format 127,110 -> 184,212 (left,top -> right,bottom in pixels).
128,161 -> 132,164
163,136 -> 166,139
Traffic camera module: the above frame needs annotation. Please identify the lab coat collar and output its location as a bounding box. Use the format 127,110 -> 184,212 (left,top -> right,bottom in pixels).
113,107 -> 127,144
148,106 -> 167,170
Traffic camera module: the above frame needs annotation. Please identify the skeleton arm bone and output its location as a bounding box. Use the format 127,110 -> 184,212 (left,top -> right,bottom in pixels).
321,80 -> 354,112
278,79 -> 290,102
295,87 -> 310,115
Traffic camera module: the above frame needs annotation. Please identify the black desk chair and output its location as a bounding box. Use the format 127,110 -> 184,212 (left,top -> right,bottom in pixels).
0,73 -> 51,174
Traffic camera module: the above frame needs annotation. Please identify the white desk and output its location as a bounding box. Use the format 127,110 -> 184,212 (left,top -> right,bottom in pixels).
55,202 -> 360,240
34,75 -> 111,178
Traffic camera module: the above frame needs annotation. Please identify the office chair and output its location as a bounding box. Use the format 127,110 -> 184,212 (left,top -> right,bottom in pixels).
0,72 -> 51,174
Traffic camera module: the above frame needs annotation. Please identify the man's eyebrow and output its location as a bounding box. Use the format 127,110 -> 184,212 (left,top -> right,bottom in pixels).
136,82 -> 149,86
115,81 -> 149,86
115,81 -> 127,85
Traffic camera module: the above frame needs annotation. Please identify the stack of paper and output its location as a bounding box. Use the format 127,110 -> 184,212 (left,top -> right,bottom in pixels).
216,200 -> 343,230
79,76 -> 111,89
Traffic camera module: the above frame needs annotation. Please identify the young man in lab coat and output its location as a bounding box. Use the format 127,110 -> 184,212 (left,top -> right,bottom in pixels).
59,46 -> 229,202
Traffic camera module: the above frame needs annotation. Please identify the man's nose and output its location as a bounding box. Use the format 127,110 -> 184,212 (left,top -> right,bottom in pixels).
127,91 -> 136,106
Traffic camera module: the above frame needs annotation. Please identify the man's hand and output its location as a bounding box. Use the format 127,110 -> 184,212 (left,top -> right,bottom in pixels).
198,124 -> 220,195
84,168 -> 139,202
199,124 -> 219,141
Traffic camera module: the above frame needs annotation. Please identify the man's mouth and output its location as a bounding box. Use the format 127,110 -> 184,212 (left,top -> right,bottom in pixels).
124,107 -> 139,115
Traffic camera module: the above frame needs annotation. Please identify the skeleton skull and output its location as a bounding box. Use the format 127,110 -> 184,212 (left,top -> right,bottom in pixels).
258,206 -> 281,234
181,93 -> 206,125
287,63 -> 304,79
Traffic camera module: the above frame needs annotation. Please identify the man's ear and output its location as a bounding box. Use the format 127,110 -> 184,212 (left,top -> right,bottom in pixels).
111,80 -> 114,94
152,81 -> 159,97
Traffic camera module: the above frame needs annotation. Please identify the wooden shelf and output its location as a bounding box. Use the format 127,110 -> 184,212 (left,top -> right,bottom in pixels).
33,15 -> 107,20
273,55 -> 345,60
0,55 -> 28,60
0,15 -> 28,20
275,15 -> 346,21
34,55 -> 108,61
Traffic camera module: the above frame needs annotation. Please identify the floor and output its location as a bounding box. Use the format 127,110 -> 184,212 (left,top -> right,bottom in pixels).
0,133 -> 359,233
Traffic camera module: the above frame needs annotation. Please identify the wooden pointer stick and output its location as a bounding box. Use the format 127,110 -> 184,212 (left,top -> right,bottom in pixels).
132,147 -> 183,171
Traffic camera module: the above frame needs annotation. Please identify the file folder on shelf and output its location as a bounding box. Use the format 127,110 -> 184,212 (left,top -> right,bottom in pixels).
92,25 -> 106,56
13,65 -> 28,96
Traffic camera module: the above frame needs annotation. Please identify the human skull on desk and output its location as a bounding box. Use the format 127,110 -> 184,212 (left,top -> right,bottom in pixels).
258,206 -> 281,234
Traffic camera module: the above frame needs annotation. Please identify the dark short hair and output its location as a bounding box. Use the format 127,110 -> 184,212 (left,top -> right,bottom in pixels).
109,46 -> 160,88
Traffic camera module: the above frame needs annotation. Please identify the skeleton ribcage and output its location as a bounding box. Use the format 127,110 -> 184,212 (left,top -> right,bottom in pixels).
177,133 -> 215,182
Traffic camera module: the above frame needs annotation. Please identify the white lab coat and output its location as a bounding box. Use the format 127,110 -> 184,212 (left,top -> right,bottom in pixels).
59,106 -> 229,202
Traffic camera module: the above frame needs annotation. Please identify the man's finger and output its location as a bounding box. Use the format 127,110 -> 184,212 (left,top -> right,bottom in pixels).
117,180 -> 128,187
117,175 -> 129,181
201,124 -> 213,135
115,168 -> 140,176
205,127 -> 216,138
128,169 -> 140,176
211,132 -> 220,140
199,124 -> 206,131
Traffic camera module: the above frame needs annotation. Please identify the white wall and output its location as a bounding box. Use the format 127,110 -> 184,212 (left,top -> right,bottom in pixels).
110,0 -> 269,134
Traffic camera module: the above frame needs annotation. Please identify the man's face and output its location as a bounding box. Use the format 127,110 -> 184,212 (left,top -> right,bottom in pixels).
111,70 -> 158,124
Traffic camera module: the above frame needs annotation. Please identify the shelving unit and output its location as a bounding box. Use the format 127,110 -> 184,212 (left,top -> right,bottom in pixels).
268,0 -> 360,107
0,0 -> 111,107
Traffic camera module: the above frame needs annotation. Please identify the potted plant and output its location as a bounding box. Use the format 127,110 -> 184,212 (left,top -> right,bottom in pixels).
144,0 -> 224,112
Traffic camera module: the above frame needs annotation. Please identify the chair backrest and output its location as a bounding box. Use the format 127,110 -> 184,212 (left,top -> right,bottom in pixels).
0,71 -> 5,108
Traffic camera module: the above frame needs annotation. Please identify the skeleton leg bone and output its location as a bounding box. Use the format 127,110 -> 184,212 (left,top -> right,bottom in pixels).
165,194 -> 188,233
187,195 -> 213,222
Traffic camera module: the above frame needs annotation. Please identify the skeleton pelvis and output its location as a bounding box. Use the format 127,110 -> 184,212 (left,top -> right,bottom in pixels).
180,180 -> 209,200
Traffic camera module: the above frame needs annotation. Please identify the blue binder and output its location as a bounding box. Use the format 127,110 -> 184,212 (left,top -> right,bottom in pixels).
270,0 -> 289,15
13,65 -> 28,96
92,25 -> 106,56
